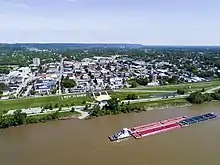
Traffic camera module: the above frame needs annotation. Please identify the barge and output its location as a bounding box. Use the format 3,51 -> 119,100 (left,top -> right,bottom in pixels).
130,116 -> 186,139
178,112 -> 219,127
108,116 -> 186,141
108,112 -> 219,142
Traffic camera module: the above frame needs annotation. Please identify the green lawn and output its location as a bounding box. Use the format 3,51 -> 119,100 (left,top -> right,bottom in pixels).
129,81 -> 220,91
129,98 -> 189,108
110,92 -> 153,100
28,111 -> 81,118
0,95 -> 94,111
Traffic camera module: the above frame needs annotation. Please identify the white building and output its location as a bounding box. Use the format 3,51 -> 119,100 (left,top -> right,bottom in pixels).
33,58 -> 41,66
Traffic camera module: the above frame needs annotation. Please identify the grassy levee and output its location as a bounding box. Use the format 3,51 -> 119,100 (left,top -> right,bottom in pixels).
28,111 -> 81,119
128,81 -> 220,91
0,95 -> 93,112
129,98 -> 190,109
110,92 -> 156,100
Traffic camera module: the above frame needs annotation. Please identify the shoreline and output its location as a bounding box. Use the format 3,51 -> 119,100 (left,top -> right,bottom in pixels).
145,103 -> 192,111
0,111 -> 81,129
87,102 -> 192,119
59,115 -> 80,120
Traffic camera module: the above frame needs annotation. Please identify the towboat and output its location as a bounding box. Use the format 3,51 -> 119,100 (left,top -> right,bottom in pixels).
108,113 -> 219,142
108,128 -> 131,141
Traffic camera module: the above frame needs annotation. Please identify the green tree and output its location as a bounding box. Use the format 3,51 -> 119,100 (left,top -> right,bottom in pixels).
90,105 -> 101,117
62,76 -> 76,88
135,77 -> 149,86
82,100 -> 86,104
51,88 -> 57,94
177,88 -> 186,95
13,110 -> 27,125
30,90 -> 36,95
186,91 -> 213,104
70,107 -> 75,112
84,105 -> 89,111
130,81 -> 138,88
51,111 -> 60,119
126,93 -> 138,100
0,82 -> 7,91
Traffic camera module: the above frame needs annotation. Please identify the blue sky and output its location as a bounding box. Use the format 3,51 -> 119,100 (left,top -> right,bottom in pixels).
0,0 -> 220,45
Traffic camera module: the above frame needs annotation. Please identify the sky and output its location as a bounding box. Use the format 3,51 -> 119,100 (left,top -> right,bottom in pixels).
0,0 -> 220,45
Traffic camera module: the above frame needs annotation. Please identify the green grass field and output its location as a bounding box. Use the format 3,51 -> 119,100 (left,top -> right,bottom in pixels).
110,92 -> 152,100
129,98 -> 189,108
0,95 -> 94,111
128,81 -> 220,91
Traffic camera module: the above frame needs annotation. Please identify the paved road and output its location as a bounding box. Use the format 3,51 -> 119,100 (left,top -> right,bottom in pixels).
205,86 -> 220,93
23,85 -> 33,97
15,74 -> 34,98
114,89 -> 175,93
58,58 -> 64,95
122,95 -> 188,104
122,85 -> 220,104
7,105 -> 89,120
74,107 -> 90,119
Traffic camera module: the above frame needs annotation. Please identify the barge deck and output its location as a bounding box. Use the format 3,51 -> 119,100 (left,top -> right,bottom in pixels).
130,116 -> 186,139
178,112 -> 219,127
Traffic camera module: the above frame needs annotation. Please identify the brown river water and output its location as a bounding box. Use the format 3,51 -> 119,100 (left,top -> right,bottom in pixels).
1,103 -> 220,165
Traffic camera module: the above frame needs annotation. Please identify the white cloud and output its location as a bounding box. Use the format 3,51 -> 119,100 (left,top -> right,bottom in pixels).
66,0 -> 77,2
1,0 -> 29,9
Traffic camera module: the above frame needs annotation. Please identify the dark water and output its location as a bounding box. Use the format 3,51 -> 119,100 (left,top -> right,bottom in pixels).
1,102 -> 220,165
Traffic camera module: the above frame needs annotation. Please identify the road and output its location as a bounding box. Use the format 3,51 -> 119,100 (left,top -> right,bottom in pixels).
122,95 -> 188,104
15,74 -> 33,98
122,85 -> 220,104
205,86 -> 220,93
74,107 -> 90,119
58,57 -> 64,95
23,85 -> 33,97
133,80 -> 219,89
114,89 -> 175,93
7,105 -> 89,120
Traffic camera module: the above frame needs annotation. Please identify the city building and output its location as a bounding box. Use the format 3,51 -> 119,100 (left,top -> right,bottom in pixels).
33,58 -> 41,66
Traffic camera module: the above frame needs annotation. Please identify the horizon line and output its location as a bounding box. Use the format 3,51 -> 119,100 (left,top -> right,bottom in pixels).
1,43 -> 220,47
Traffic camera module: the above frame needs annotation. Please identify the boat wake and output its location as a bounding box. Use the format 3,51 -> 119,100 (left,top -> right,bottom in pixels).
115,138 -> 129,143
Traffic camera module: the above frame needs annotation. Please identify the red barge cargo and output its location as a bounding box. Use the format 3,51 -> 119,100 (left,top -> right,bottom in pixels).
130,116 -> 187,139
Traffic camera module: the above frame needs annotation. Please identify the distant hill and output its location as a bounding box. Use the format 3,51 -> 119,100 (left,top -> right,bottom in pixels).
0,43 -> 144,50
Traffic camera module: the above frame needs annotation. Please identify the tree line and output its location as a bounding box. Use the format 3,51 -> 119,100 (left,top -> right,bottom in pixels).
186,89 -> 220,104
0,110 -> 70,129
89,98 -> 146,117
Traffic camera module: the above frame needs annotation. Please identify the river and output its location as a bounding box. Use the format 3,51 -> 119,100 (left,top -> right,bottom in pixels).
1,102 -> 220,165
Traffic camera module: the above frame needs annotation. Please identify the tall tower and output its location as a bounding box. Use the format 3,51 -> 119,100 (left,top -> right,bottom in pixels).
33,58 -> 40,66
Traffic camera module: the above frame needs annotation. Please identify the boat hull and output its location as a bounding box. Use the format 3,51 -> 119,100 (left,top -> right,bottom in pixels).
108,135 -> 131,142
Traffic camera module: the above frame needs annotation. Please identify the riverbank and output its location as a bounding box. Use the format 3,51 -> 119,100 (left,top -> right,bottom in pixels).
88,98 -> 191,119
0,110 -> 80,129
